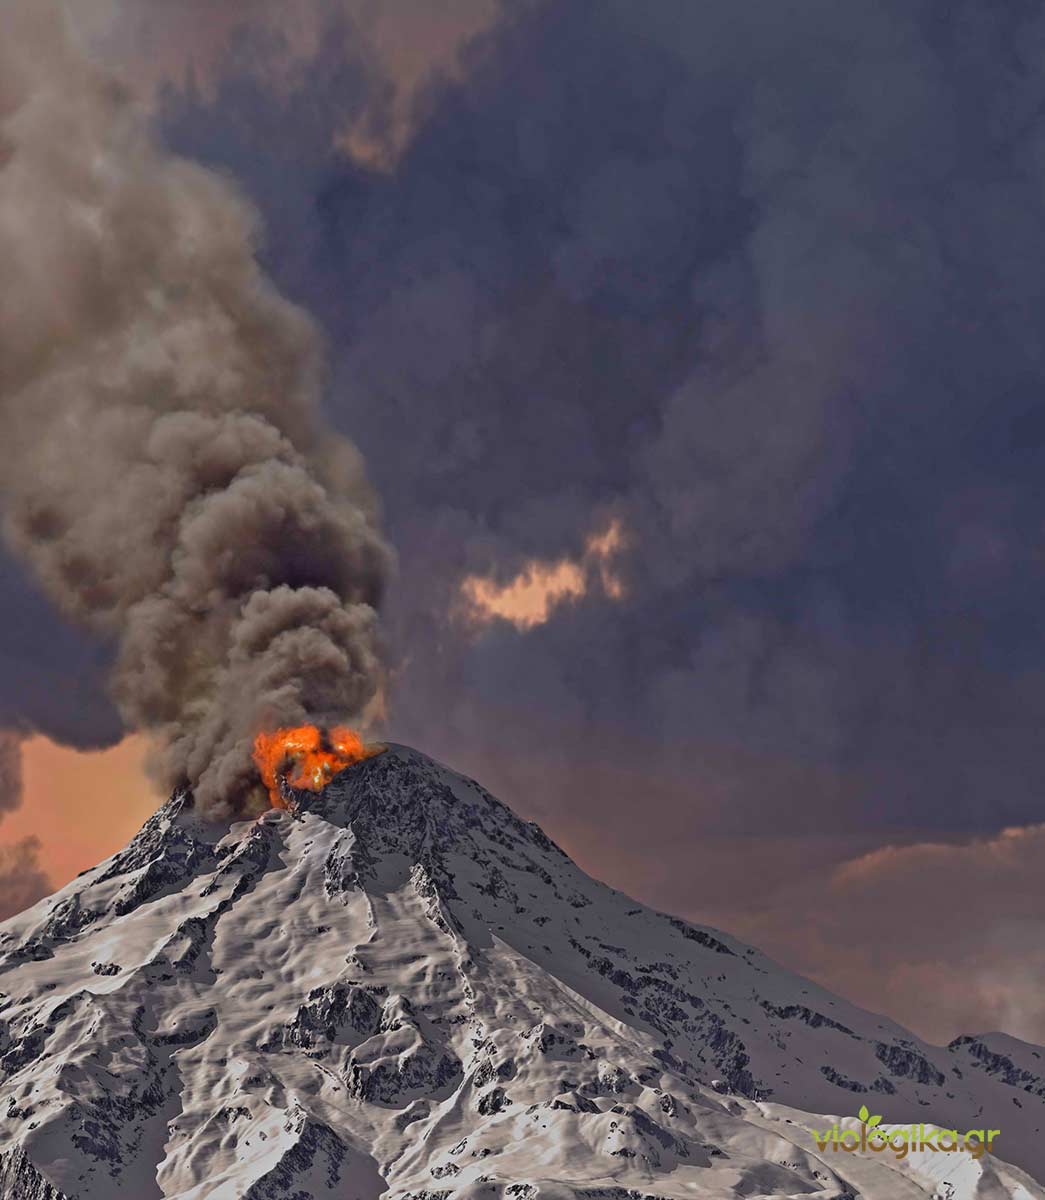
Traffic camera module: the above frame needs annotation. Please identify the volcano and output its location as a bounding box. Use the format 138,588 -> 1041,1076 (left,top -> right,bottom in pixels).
0,746 -> 1042,1199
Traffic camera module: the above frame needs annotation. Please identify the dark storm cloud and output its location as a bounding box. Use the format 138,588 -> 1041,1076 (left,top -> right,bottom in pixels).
0,566 -> 121,750
159,0 -> 1045,843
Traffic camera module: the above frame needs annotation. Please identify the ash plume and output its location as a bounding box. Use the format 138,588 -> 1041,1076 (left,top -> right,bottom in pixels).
0,1 -> 391,817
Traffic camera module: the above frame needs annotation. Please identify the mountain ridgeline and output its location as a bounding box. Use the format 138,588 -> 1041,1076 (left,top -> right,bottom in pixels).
0,746 -> 1040,1198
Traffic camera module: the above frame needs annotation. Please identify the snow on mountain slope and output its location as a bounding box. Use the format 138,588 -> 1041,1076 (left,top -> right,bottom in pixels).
0,744 -> 1040,1198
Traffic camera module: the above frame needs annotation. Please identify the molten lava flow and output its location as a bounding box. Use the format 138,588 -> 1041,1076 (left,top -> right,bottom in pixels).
252,725 -> 379,808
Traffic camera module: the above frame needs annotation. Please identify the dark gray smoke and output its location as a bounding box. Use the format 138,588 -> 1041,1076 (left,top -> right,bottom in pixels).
0,733 -> 49,911
0,733 -> 22,820
0,1 -> 391,817
0,837 -> 50,921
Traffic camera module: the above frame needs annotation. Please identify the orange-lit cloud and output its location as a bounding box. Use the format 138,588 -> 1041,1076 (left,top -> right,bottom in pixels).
586,520 -> 625,599
686,822 -> 1045,1046
460,519 -> 625,631
69,0 -> 497,167
335,0 -> 497,169
1,735 -> 158,892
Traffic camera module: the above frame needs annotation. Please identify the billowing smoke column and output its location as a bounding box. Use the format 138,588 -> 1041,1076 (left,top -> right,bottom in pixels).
0,2 -> 391,817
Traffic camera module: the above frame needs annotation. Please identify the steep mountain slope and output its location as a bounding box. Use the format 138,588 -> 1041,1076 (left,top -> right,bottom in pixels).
0,745 -> 1040,1198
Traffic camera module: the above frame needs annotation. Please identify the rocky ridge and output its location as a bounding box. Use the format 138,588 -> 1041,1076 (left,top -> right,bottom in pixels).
0,745 -> 1039,1198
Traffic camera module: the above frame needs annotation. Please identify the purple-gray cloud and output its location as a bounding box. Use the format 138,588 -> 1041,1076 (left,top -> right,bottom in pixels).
0,0 -> 1041,1034
148,0 -> 1045,1039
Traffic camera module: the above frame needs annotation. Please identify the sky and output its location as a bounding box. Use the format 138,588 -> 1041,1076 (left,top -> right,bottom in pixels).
2,0 -> 1045,1047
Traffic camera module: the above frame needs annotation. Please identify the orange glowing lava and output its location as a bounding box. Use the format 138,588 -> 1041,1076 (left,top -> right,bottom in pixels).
252,725 -> 380,808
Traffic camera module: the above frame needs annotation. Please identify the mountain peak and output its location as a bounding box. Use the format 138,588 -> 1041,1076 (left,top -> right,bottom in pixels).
99,744 -> 561,887
0,746 -> 1042,1198
286,742 -> 562,857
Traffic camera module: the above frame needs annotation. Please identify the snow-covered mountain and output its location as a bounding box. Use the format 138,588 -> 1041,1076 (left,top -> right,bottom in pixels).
0,744 -> 1041,1199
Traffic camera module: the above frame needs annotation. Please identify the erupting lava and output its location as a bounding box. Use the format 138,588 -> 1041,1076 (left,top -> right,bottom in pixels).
252,725 -> 380,808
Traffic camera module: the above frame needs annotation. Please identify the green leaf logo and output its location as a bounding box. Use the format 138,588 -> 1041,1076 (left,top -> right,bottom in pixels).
858,1105 -> 869,1123
868,1114 -> 882,1128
